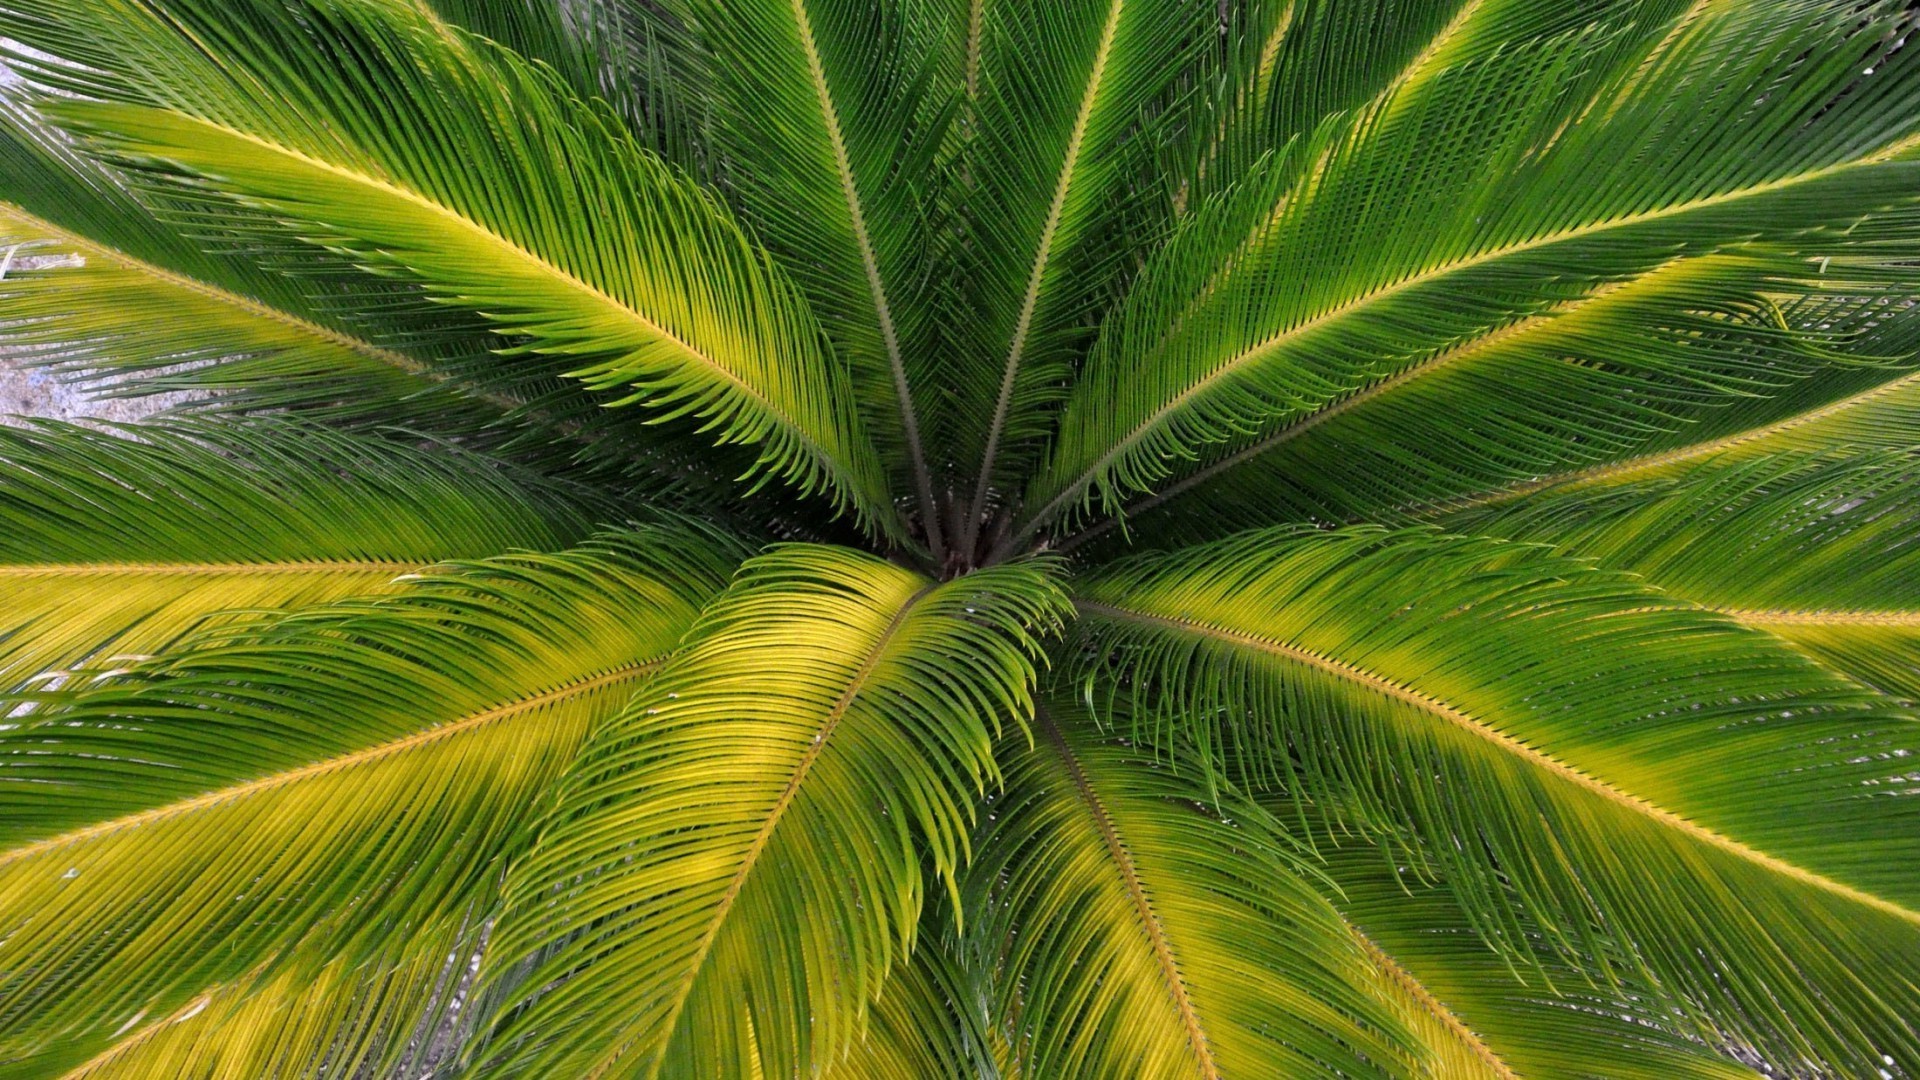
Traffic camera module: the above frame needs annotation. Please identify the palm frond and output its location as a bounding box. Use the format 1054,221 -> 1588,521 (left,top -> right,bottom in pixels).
964,707 -> 1419,1078
57,914 -> 477,1080
0,81 -> 784,504
815,906 -> 1003,1079
1179,0 -> 1498,216
1452,448 -> 1920,702
1310,839 -> 1768,1080
0,527 -> 738,1073
572,0 -> 720,177
1,0 -> 1914,1071
478,547 -> 1065,1078
654,0 -> 960,551
417,0 -> 609,104
0,198 -> 463,424
3,0 -> 899,536
0,96 -> 522,438
1071,526 -> 1920,1072
1416,298 -> 1920,517
0,417 -> 598,696
1020,0 -> 1920,544
1057,258 -> 1920,555
946,0 -> 1214,544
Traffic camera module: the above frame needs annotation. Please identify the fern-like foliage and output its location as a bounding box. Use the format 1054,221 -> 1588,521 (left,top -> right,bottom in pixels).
2,0 -> 1918,1076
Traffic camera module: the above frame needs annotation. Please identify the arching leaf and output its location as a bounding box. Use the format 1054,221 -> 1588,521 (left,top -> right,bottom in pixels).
478,548 -> 1065,1078
54,915 -> 478,1080
1454,448 -> 1920,702
654,0 -> 959,549
1073,526 -> 1920,1072
1185,0 -> 1490,209
0,528 -> 738,1074
1056,257 -> 1920,555
965,709 -> 1420,1078
816,907 -> 1004,1079
1402,293 -> 1920,523
1311,839 -> 1767,1080
1022,0 -> 1920,545
0,82 -> 691,488
945,0 -> 1213,545
0,417 -> 597,696
7,0 -> 899,536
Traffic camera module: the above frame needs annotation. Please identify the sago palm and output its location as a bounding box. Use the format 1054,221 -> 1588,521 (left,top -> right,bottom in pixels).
2,0 -> 1918,1075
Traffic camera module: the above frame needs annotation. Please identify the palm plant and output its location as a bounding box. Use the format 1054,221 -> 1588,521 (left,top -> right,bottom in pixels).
2,0 -> 1920,1074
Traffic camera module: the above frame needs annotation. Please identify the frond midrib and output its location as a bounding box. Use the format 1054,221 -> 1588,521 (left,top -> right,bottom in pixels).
133,114 -> 873,508
1040,711 -> 1219,1079
630,581 -> 939,1080
0,662 -> 654,870
784,0 -> 942,556
1378,0 -> 1488,111
0,560 -> 422,577
1348,923 -> 1516,1080
1249,3 -> 1299,111
1071,598 -> 1920,927
1714,608 -> 1920,628
966,0 -> 1128,541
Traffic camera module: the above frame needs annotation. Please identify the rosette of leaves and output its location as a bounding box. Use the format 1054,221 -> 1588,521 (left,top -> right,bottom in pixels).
3,0 -> 1919,1076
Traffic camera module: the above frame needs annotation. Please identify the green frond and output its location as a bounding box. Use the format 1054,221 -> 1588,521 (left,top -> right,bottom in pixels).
1189,1 -> 1490,208
1743,618 -> 1920,705
1448,449 -> 1920,614
422,0 -> 718,182
0,527 -> 739,1073
1,0 -> 1915,1070
964,708 -> 1419,1078
1452,448 -> 1920,702
1312,840 -> 1767,1080
1022,0 -> 1920,543
816,910 -> 1002,1079
0,196 -> 464,420
1344,923 -> 1516,1080
0,88 -> 687,486
0,417 -> 598,695
417,0 -> 609,105
55,916 -> 478,1080
946,0 -> 1214,534
1057,256 -> 1920,554
1072,526 -> 1920,1073
654,0 -> 960,547
564,0 -> 721,178
6,0 -> 899,536
478,547 -> 1064,1078
1381,295 -> 1920,524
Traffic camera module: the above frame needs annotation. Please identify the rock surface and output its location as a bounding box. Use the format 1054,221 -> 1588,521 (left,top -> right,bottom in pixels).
0,354 -> 185,425
1,252 -> 190,424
